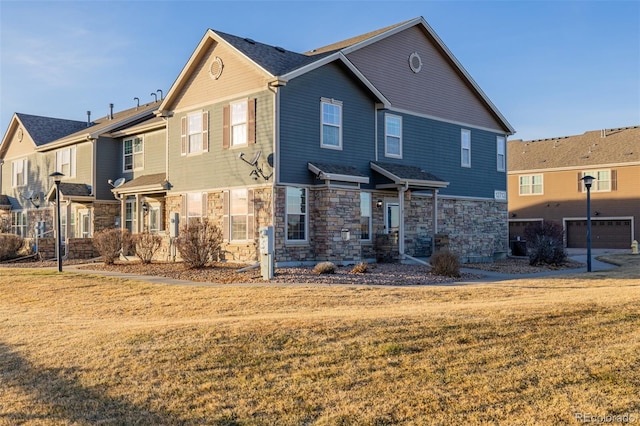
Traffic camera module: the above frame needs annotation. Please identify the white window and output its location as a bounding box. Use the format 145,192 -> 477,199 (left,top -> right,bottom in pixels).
286,187 -> 307,241
582,170 -> 611,192
519,174 -> 543,195
231,100 -> 248,147
230,189 -> 249,240
385,114 -> 402,158
11,211 -> 27,237
188,113 -> 203,154
56,147 -> 76,177
461,129 -> 471,167
125,198 -> 137,233
123,137 -> 143,171
78,209 -> 91,238
360,192 -> 371,241
497,136 -> 506,172
186,192 -> 204,225
11,159 -> 27,187
386,202 -> 399,233
321,98 -> 342,149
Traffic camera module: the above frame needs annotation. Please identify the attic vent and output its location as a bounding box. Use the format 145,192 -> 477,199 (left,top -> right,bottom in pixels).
244,38 -> 256,44
274,46 -> 285,53
408,52 -> 422,73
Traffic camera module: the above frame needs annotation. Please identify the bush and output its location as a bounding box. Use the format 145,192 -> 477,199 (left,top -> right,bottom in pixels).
430,250 -> 461,278
350,262 -> 369,274
93,228 -> 132,265
525,221 -> 567,266
132,232 -> 163,264
313,261 -> 337,274
175,218 -> 222,269
0,233 -> 24,261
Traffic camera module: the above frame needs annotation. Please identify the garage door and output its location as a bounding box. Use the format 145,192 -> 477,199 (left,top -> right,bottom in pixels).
566,219 -> 632,249
509,220 -> 542,242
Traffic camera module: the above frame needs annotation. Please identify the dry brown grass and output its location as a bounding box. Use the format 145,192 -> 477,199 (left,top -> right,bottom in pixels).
1,255 -> 639,425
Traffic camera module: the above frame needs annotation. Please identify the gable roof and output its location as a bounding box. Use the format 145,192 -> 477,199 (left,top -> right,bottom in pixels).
1,113 -> 88,158
40,101 -> 161,150
508,126 -> 640,172
371,161 -> 449,189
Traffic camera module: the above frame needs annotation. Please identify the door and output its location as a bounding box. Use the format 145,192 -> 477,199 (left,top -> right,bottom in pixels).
386,202 -> 399,234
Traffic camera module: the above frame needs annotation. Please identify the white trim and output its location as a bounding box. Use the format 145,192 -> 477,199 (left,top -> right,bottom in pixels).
388,106 -> 508,135
285,186 -> 308,243
518,174 -> 544,196
308,163 -> 369,184
320,98 -> 343,150
122,136 -> 144,173
497,135 -> 506,172
461,129 -> 471,168
508,161 -> 640,174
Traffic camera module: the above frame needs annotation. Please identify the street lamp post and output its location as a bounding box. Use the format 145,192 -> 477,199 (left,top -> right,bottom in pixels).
581,175 -> 595,272
50,172 -> 64,272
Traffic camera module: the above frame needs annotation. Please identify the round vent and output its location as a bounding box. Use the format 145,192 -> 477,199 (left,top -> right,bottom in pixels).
409,52 -> 422,73
209,56 -> 224,80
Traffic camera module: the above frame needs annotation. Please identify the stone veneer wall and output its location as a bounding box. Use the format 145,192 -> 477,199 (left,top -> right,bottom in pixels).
93,201 -> 120,232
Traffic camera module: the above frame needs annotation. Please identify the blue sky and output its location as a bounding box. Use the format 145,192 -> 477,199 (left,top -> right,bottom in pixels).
1,0 -> 638,142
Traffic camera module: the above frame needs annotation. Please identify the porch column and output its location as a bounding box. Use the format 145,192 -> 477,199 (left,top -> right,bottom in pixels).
433,188 -> 439,255
399,184 -> 408,257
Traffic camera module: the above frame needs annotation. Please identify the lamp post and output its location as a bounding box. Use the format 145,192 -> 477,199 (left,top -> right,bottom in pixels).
50,172 -> 64,272
581,175 -> 595,272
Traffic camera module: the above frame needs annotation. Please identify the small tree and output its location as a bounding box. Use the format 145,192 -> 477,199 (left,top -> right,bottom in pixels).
132,232 -> 162,264
524,221 -> 567,266
175,218 -> 223,268
430,250 -> 461,278
93,228 -> 132,265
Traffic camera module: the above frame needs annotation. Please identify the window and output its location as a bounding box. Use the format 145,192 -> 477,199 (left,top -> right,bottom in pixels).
321,98 -> 342,149
60,207 -> 75,240
79,209 -> 91,238
582,170 -> 612,192
11,211 -> 27,237
286,187 -> 307,241
231,100 -> 248,146
56,147 -> 76,177
386,202 -> 399,233
11,159 -> 27,187
125,198 -> 137,233
148,204 -> 161,233
186,192 -> 205,225
497,136 -> 506,171
461,129 -> 471,167
519,174 -> 543,195
230,189 -> 249,240
360,192 -> 371,241
123,137 -> 143,171
385,114 -> 402,158
181,111 -> 209,155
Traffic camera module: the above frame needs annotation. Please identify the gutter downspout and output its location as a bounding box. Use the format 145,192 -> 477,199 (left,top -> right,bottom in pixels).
374,104 -> 379,162
433,188 -> 439,256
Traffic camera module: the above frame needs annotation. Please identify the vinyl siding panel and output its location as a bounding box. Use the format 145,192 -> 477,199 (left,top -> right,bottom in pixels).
73,142 -> 93,185
168,89 -> 274,191
171,40 -> 269,112
346,25 -> 505,132
141,130 -> 166,174
376,112 -> 506,198
279,62 -> 377,185
95,138 -> 121,200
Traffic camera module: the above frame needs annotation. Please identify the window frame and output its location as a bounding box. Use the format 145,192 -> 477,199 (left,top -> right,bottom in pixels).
125,198 -> 137,234
11,158 -> 27,188
186,192 -> 205,225
320,98 -> 343,150
582,170 -> 611,192
285,187 -> 308,243
123,136 -> 144,172
148,202 -> 162,234
230,188 -> 249,241
230,99 -> 248,147
461,129 -> 471,168
384,114 -> 402,159
519,174 -> 544,196
56,146 -> 77,177
360,192 -> 372,242
11,210 -> 27,237
496,136 -> 506,172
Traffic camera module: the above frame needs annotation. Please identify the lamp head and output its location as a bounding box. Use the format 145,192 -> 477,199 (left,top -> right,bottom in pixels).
49,171 -> 65,184
581,174 -> 595,188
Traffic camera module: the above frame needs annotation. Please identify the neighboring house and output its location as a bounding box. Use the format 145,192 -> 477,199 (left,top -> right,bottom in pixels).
1,16 -> 514,264
0,102 -> 161,258
508,126 -> 640,249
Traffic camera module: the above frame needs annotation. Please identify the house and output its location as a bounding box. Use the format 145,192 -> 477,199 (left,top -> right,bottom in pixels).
507,126 -> 640,249
0,102 -> 161,258
1,16 -> 514,265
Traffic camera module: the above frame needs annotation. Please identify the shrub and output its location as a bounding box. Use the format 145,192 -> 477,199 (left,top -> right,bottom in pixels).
350,262 -> 369,274
525,221 -> 567,266
313,261 -> 337,275
430,250 -> 461,278
93,228 -> 132,265
0,233 -> 24,261
132,232 -> 163,264
175,218 -> 223,269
